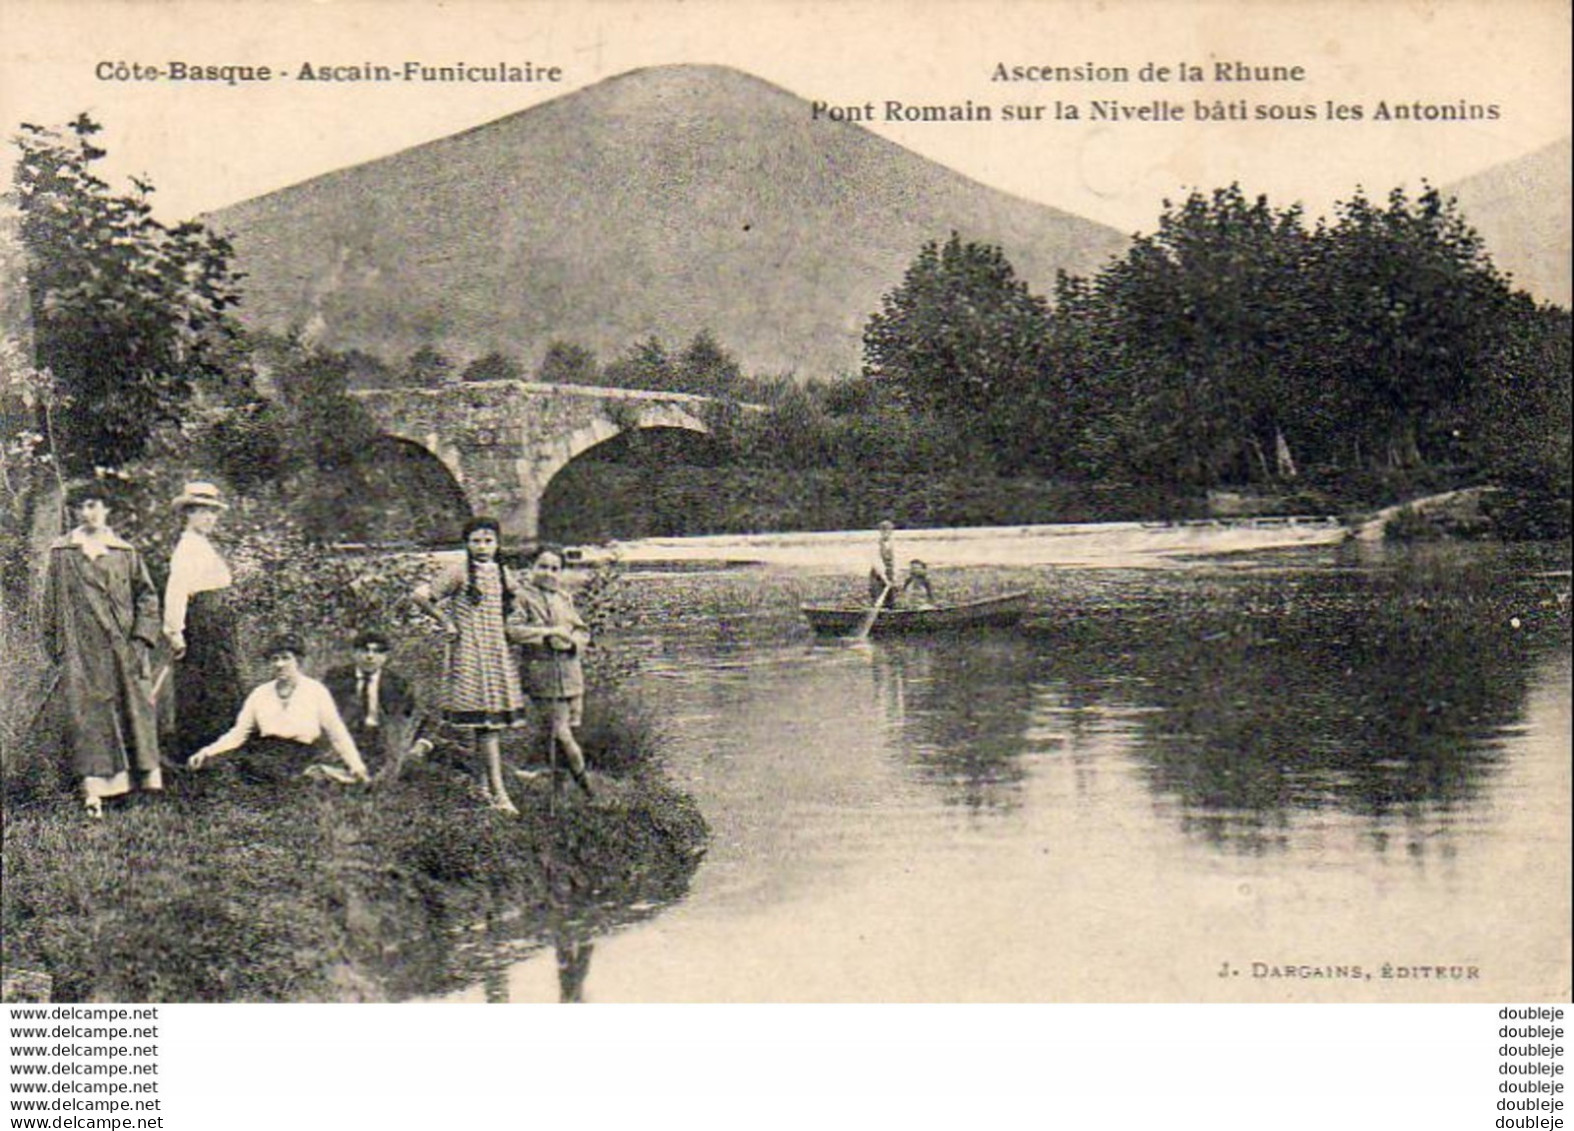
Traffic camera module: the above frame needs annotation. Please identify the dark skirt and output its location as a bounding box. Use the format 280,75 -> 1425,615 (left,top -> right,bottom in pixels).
171,588 -> 244,761
228,736 -> 321,788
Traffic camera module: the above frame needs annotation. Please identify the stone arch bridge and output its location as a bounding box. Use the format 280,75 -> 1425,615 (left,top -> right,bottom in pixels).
352,380 -> 743,542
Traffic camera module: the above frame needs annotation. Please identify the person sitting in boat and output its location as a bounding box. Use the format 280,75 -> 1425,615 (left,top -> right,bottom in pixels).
902,559 -> 937,608
188,636 -> 370,786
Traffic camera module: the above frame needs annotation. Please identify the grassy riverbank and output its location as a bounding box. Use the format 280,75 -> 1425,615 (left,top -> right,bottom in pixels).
1,506 -> 706,1003
2,744 -> 706,1003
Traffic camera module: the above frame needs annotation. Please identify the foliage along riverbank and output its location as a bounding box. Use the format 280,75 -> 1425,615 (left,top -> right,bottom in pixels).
540,456 -> 1568,546
2,749 -> 706,1003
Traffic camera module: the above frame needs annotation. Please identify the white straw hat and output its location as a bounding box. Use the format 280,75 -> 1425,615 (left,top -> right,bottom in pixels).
171,481 -> 229,511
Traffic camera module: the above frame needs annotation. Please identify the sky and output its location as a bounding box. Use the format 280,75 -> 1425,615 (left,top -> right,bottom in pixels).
1,0 -> 1569,235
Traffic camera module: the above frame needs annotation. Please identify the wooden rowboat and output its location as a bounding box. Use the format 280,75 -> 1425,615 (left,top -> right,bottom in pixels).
800,591 -> 1031,638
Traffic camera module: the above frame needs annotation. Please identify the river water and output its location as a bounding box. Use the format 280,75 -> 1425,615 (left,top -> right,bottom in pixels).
443,528 -> 1571,1003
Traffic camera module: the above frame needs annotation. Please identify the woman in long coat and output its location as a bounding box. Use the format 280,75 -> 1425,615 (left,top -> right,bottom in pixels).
162,482 -> 243,761
43,484 -> 163,817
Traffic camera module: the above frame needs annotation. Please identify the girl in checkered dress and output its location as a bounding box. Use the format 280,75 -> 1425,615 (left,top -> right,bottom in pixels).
412,517 -> 528,813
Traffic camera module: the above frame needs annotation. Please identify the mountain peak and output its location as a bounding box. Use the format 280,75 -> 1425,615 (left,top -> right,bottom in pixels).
208,67 -> 1128,377
1444,137 -> 1571,307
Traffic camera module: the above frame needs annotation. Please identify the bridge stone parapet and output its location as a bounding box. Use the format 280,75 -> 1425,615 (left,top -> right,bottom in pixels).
351,380 -> 728,542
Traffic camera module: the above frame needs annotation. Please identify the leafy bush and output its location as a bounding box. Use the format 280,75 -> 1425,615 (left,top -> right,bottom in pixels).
0,601 -> 62,804
1382,505 -> 1442,543
578,687 -> 668,777
1480,486 -> 1573,543
461,351 -> 525,383
198,401 -> 294,492
14,116 -> 247,474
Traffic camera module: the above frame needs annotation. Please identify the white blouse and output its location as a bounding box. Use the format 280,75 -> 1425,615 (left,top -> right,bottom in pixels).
163,530 -> 233,636
203,676 -> 366,776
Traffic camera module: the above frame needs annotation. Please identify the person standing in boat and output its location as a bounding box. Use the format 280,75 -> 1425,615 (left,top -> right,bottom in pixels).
162,482 -> 244,762
412,517 -> 530,814
42,483 -> 164,818
869,520 -> 899,609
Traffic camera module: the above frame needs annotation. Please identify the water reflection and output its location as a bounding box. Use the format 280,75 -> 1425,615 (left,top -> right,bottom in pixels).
482,966 -> 510,1005
682,547 -> 1568,856
554,932 -> 596,1003
1018,550 -> 1564,853
869,637 -> 1037,812
430,811 -> 700,1003
497,541 -> 1569,1001
467,919 -> 597,1004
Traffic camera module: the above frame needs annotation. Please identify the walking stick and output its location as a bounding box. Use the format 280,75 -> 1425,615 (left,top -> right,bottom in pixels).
548,733 -> 559,818
147,662 -> 172,706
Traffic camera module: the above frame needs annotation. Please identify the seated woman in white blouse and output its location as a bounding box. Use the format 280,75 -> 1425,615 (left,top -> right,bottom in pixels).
189,637 -> 369,785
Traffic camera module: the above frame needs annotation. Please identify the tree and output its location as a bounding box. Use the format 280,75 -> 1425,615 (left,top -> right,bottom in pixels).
1312,184 -> 1514,468
863,233 -> 1050,414
402,344 -> 454,386
461,351 -> 524,383
1085,186 -> 1317,485
1472,298 -> 1571,537
271,340 -> 379,475
862,233 -> 1050,469
340,348 -> 398,389
1038,271 -> 1131,480
13,115 -> 246,473
0,334 -> 62,604
601,336 -> 672,391
674,329 -> 742,396
535,340 -> 600,386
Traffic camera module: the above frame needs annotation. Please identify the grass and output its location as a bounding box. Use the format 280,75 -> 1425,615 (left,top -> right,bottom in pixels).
2,755 -> 706,1002
2,525 -> 712,1004
1,582 -> 706,1002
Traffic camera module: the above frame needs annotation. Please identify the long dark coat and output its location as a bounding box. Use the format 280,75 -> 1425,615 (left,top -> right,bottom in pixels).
42,531 -> 162,786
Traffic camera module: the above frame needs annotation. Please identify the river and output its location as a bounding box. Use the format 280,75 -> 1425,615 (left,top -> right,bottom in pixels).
440,527 -> 1572,1002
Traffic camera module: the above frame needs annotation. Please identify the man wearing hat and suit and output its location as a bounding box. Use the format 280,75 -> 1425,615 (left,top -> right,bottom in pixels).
323,631 -> 433,781
162,481 -> 243,761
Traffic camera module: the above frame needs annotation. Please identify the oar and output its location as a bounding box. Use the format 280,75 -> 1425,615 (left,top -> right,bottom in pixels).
850,583 -> 892,641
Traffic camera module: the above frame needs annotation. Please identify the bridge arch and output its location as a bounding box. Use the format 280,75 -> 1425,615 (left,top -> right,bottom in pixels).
351,381 -> 723,544
358,435 -> 473,545
537,422 -> 726,544
517,400 -> 711,539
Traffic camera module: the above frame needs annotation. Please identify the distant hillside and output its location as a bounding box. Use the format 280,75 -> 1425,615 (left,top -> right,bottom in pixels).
1444,137 -> 1572,308
204,64 -> 1129,380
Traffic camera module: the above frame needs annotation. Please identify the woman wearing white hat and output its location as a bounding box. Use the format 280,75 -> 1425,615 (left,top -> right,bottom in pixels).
163,482 -> 243,761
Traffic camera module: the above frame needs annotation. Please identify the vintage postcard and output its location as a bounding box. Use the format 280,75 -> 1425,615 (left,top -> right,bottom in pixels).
0,0 -> 1568,1009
